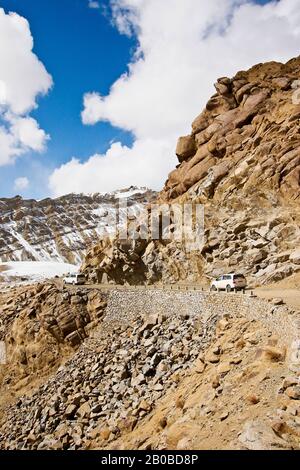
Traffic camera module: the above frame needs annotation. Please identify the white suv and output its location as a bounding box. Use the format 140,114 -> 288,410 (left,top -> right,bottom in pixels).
63,273 -> 86,286
210,273 -> 247,293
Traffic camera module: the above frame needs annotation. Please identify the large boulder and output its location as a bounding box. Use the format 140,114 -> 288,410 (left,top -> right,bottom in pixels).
175,135 -> 197,162
290,250 -> 300,265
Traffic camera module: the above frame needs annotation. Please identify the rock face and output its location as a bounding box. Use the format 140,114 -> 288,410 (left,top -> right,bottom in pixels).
0,188 -> 156,265
164,58 -> 300,284
0,283 -> 107,390
82,238 -> 199,285
162,59 -> 300,203
82,58 -> 300,286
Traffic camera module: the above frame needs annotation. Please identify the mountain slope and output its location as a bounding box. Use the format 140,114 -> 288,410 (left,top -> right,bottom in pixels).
0,188 -> 156,266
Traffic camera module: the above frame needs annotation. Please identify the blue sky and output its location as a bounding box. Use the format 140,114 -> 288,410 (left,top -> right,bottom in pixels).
0,0 -> 135,198
0,0 -> 299,200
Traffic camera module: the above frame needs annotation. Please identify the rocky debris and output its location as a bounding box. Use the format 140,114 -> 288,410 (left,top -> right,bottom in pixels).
0,286 -> 282,393
99,307 -> 300,451
82,235 -> 200,286
82,207 -> 300,286
82,238 -> 150,285
89,312 -> 296,450
0,187 -> 157,266
0,294 -> 220,450
83,203 -> 300,287
1,282 -> 300,450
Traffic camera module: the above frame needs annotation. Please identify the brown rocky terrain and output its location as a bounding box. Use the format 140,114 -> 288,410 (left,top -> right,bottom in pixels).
82,58 -> 300,287
1,283 -> 300,450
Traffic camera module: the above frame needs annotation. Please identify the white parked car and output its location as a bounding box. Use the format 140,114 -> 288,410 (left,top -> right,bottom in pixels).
63,273 -> 86,285
210,273 -> 247,292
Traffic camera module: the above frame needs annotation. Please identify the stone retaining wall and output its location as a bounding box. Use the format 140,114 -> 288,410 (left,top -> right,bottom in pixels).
105,289 -> 300,346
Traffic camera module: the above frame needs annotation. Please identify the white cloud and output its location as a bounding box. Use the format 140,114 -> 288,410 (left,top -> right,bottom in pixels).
0,115 -> 49,166
88,1 -> 100,9
0,126 -> 23,166
51,0 -> 300,195
0,7 -> 52,166
8,115 -> 49,153
14,176 -> 29,191
49,139 -> 173,196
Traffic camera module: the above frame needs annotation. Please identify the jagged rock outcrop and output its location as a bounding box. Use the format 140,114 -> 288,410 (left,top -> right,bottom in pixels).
162,59 -> 300,203
0,187 -> 156,265
0,283 -> 107,393
82,58 -> 300,286
82,237 -> 202,285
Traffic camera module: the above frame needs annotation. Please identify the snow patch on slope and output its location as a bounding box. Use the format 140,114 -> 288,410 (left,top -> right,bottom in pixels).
1,261 -> 78,281
114,188 -> 147,199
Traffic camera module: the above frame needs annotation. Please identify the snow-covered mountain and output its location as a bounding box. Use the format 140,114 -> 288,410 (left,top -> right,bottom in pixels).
0,187 -> 156,265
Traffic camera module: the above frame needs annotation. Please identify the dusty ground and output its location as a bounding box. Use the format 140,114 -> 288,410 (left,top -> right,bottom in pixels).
261,272 -> 300,289
255,273 -> 300,309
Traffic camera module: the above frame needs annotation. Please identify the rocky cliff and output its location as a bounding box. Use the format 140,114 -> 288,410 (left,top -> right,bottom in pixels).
0,188 -> 156,266
163,59 -> 300,203
82,58 -> 300,286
